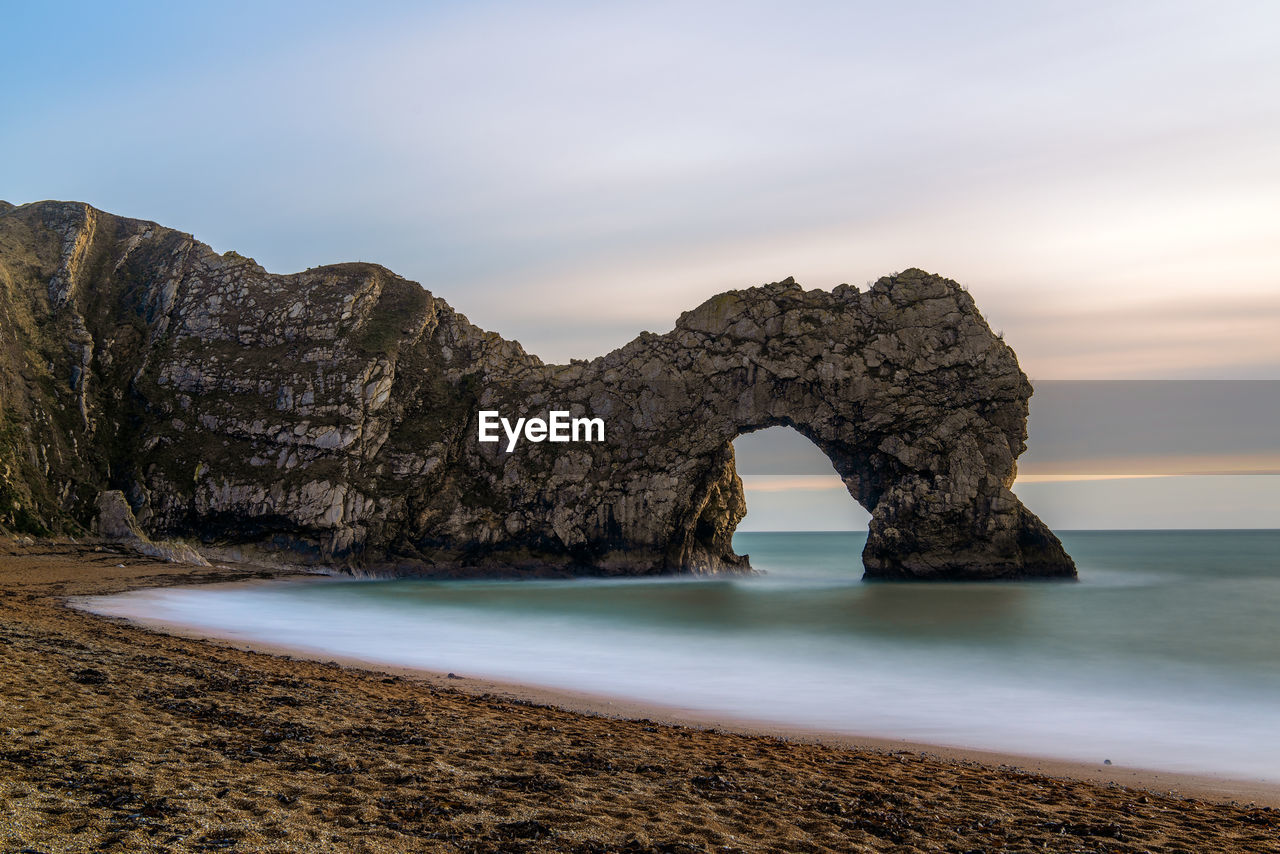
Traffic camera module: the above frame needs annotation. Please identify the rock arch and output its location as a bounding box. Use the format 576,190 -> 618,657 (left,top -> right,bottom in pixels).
476,271 -> 1075,580
0,202 -> 1075,580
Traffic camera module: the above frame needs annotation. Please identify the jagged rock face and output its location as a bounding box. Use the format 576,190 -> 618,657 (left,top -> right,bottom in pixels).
0,201 -> 1075,580
94,490 -> 209,565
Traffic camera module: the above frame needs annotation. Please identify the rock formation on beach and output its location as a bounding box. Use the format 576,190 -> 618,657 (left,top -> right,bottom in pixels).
0,200 -> 1075,579
93,489 -> 210,565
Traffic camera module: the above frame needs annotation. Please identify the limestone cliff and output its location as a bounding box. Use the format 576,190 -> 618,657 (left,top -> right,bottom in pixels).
0,201 -> 1075,579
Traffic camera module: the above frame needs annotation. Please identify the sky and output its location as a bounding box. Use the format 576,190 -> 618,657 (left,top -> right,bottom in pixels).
734,381 -> 1280,529
3,1 -> 1277,528
733,425 -> 1280,532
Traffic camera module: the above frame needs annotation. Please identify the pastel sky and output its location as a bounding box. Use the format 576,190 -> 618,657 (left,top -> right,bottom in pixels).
4,2 -> 1277,528
3,1 -> 1278,377
733,429 -> 1280,531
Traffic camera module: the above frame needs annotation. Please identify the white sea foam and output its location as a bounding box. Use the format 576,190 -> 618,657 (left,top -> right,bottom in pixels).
78,531 -> 1280,783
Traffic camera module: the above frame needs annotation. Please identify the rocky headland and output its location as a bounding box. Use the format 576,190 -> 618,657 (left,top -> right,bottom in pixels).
0,201 -> 1074,579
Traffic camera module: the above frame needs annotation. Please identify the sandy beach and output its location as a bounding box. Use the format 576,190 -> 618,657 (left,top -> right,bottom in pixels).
2,539 -> 1278,853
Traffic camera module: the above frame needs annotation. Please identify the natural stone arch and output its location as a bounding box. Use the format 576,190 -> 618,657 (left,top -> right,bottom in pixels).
0,201 -> 1074,580
455,271 -> 1075,580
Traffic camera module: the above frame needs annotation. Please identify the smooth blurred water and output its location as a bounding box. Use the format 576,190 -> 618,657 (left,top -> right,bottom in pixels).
81,531 -> 1280,781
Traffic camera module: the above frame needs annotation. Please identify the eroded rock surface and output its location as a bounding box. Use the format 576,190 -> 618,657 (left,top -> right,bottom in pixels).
0,201 -> 1075,579
94,490 -> 209,565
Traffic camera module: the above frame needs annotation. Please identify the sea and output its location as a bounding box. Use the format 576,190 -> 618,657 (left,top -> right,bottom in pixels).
79,530 -> 1280,783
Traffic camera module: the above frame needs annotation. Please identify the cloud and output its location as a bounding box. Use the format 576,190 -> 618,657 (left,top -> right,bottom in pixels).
1013,474 -> 1171,483
4,2 -> 1278,376
740,475 -> 848,493
1011,475 -> 1280,529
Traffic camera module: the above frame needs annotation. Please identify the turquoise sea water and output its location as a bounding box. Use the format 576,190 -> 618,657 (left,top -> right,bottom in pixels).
81,531 -> 1280,782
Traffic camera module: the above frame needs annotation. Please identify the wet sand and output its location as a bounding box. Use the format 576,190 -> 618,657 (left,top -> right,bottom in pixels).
2,539 -> 1278,853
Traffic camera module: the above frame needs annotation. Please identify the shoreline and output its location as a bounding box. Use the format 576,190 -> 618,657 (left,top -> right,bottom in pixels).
4,539 -> 1279,853
74,575 -> 1280,809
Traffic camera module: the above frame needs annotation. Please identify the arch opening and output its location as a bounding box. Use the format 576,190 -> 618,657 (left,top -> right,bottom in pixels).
672,424 -> 874,574
732,426 -> 870,535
